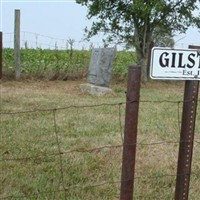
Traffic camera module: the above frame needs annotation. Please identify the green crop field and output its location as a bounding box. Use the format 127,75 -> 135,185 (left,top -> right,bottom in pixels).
2,48 -> 136,80
1,80 -> 200,199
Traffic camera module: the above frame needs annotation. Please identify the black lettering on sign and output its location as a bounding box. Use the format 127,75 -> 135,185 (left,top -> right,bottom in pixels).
171,53 -> 176,68
158,50 -> 200,69
197,53 -> 200,68
187,53 -> 195,68
178,53 -> 185,68
159,52 -> 169,67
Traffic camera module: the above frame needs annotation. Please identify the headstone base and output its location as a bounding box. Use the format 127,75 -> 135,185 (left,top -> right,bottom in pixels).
80,83 -> 113,95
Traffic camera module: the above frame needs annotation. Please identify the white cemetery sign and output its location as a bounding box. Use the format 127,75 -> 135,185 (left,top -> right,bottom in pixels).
150,47 -> 200,80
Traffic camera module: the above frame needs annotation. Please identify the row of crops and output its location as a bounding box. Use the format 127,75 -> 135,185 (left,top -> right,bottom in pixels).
3,48 -> 136,80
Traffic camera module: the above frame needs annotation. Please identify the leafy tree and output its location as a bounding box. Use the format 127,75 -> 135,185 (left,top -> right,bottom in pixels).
76,0 -> 200,81
152,28 -> 175,48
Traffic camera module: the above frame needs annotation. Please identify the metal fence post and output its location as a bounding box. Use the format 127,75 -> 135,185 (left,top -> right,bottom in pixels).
174,81 -> 199,200
120,66 -> 141,200
174,45 -> 200,200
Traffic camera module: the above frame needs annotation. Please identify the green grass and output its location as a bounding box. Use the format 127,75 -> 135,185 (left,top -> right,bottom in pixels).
2,48 -> 136,79
0,80 -> 200,199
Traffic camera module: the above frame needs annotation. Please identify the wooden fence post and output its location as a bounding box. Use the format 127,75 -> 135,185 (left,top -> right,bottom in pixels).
14,9 -> 21,80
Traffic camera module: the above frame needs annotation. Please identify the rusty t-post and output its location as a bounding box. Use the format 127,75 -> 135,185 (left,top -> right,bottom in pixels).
174,45 -> 200,200
0,32 -> 2,79
174,80 -> 199,200
120,66 -> 141,200
175,81 -> 199,200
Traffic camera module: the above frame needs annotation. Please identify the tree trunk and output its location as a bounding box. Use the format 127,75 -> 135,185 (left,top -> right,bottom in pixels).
134,23 -> 152,82
136,40 -> 154,83
136,51 -> 148,83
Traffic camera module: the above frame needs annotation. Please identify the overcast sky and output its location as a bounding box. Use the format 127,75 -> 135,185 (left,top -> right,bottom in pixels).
0,0 -> 200,49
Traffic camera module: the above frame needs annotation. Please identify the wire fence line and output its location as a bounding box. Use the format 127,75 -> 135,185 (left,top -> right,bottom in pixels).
3,31 -> 120,50
1,99 -> 199,115
1,141 -> 200,163
3,31 -> 195,50
1,99 -> 200,199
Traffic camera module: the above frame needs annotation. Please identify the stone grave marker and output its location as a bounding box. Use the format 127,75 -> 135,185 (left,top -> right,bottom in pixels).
88,47 -> 116,87
80,47 -> 116,95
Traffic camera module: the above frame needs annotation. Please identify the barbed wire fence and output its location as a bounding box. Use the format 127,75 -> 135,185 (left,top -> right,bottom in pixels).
3,31 -> 126,50
1,98 -> 200,199
3,31 -> 194,50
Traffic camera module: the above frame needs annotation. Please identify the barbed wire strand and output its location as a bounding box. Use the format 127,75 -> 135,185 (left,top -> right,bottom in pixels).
3,31 -> 196,50
1,99 -> 200,116
1,138 -> 200,163
0,102 -> 125,115
2,31 -> 121,50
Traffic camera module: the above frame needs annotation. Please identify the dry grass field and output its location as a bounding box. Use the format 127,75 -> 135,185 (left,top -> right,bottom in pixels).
1,79 -> 200,199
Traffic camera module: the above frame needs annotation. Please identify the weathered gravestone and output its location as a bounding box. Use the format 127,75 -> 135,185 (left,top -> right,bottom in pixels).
80,47 -> 116,95
88,47 -> 116,87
